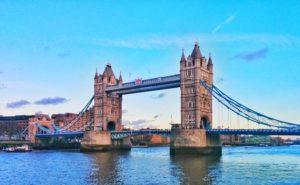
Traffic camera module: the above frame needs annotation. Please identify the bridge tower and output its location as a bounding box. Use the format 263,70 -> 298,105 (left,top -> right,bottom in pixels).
171,42 -> 221,156
93,64 -> 123,131
180,42 -> 213,129
81,64 -> 130,152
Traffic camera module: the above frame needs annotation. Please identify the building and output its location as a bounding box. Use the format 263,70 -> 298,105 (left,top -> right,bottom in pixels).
51,108 -> 94,131
150,135 -> 170,145
0,114 -> 53,142
0,115 -> 34,140
52,113 -> 77,127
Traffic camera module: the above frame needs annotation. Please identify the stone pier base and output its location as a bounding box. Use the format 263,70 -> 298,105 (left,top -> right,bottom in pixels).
80,131 -> 131,152
170,128 -> 222,156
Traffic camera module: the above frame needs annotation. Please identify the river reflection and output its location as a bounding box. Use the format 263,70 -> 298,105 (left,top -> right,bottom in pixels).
170,155 -> 220,185
0,146 -> 299,185
86,147 -> 220,185
88,151 -> 131,185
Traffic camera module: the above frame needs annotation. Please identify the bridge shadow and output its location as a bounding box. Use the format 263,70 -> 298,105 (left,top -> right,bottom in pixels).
87,151 -> 130,185
85,148 -> 221,185
170,155 -> 220,185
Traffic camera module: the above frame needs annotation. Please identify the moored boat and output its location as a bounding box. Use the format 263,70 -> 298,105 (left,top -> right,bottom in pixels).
3,145 -> 33,152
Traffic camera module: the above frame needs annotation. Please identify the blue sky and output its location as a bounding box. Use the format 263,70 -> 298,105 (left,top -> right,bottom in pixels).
0,1 -> 300,129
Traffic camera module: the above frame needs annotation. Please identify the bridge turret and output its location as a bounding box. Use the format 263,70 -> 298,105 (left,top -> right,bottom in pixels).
207,53 -> 213,72
94,68 -> 98,79
191,42 -> 202,60
94,63 -> 123,132
180,42 -> 213,129
118,72 -> 123,85
102,64 -> 117,85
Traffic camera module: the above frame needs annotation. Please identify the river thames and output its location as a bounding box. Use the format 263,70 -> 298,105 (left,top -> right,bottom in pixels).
0,145 -> 299,185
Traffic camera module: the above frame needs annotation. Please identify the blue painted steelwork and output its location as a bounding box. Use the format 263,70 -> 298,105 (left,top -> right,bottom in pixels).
35,131 -> 84,138
35,75 -> 300,139
51,123 -> 61,131
207,129 -> 300,136
199,80 -> 300,129
111,130 -> 171,139
106,74 -> 180,95
35,123 -> 53,134
35,128 -> 300,139
60,96 -> 94,131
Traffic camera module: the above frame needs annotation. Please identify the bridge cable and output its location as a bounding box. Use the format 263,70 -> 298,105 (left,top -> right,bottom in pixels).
199,80 -> 300,129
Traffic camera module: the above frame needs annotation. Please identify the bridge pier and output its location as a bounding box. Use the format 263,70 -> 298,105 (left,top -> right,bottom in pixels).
170,128 -> 222,156
80,131 -> 131,152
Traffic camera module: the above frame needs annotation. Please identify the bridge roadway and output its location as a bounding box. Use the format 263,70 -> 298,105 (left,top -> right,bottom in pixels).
105,74 -> 180,95
35,129 -> 300,139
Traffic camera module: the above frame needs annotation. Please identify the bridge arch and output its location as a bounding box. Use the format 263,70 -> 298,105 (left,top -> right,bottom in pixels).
107,121 -> 116,131
200,116 -> 210,129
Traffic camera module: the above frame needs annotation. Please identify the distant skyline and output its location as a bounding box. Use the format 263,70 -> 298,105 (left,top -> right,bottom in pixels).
1,1 -> 300,129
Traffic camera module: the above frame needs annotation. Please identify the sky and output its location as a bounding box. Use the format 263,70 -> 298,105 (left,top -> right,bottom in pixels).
0,1 -> 300,130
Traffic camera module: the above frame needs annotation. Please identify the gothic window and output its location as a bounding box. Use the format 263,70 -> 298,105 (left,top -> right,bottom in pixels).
188,101 -> 193,108
187,70 -> 192,77
99,109 -> 102,116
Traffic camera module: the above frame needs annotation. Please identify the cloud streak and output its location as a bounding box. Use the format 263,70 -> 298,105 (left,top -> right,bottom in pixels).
234,48 -> 269,62
6,100 -> 30,109
92,33 -> 297,49
212,14 -> 236,33
57,52 -> 70,58
151,92 -> 166,99
34,97 -> 68,105
122,119 -> 155,129
215,77 -> 225,84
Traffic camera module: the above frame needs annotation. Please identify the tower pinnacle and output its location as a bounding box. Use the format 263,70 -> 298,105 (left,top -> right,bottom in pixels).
94,68 -> 98,79
180,48 -> 186,63
191,41 -> 202,59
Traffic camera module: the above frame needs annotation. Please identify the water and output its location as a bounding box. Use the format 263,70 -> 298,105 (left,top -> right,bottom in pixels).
0,146 -> 300,185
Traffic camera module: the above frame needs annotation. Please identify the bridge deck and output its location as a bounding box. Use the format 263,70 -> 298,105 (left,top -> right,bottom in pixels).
35,129 -> 300,139
105,74 -> 180,95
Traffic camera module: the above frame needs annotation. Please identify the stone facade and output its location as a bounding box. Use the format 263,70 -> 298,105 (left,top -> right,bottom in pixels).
0,115 -> 34,140
93,64 -> 123,131
170,128 -> 221,155
0,114 -> 54,142
171,42 -> 221,156
52,113 -> 77,127
80,131 -> 131,151
28,114 -> 54,143
180,42 -> 213,129
51,108 -> 94,131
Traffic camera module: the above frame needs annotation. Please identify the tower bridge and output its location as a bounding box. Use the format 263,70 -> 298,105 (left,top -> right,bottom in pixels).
33,42 -> 300,156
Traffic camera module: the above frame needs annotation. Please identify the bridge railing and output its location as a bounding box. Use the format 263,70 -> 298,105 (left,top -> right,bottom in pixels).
106,74 -> 180,92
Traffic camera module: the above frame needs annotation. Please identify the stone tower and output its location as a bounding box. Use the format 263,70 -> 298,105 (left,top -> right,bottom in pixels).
93,64 -> 123,131
180,42 -> 213,129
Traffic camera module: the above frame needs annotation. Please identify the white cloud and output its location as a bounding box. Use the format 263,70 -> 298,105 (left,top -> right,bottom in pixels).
92,33 -> 298,49
212,14 -> 236,33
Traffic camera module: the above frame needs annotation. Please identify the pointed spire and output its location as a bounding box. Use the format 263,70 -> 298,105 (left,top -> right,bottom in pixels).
180,48 -> 186,63
208,52 -> 213,65
103,63 -> 115,77
118,72 -> 123,83
207,52 -> 213,71
191,41 -> 202,59
94,68 -> 98,79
